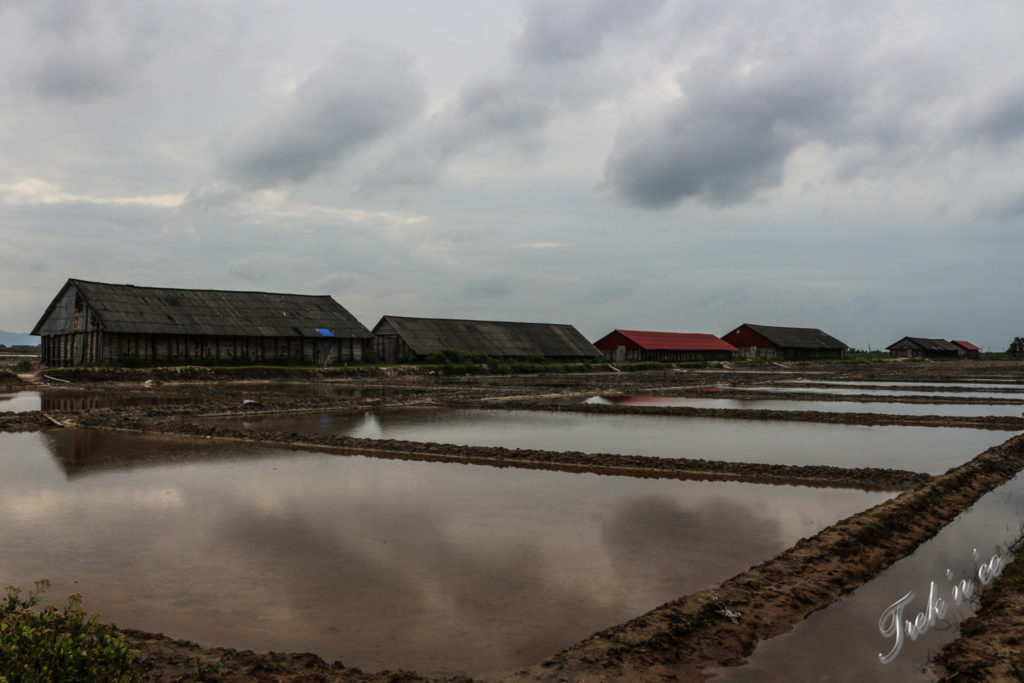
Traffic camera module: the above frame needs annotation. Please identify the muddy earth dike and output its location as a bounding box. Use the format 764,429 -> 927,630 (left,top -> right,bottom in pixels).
936,536 -> 1024,681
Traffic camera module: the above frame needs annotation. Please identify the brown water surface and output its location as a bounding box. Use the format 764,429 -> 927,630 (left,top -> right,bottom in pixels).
0,429 -> 891,677
214,409 -> 1014,474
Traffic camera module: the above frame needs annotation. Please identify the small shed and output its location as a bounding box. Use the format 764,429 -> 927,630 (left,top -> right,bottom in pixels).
951,340 -> 981,359
721,323 -> 847,361
593,330 -> 736,362
886,337 -> 961,359
372,315 -> 600,362
32,279 -> 372,367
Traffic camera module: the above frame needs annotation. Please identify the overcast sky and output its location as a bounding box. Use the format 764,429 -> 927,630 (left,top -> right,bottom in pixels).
2,1 -> 1023,350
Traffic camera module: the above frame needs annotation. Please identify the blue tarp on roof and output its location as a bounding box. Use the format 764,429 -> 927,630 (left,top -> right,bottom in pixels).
315,328 -> 335,337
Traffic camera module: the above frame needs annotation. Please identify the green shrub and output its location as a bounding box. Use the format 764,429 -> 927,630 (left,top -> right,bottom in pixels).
0,580 -> 141,682
14,359 -> 32,372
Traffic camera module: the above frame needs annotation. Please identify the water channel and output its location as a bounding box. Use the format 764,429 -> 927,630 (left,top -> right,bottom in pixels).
706,471 -> 1024,681
212,408 -> 1016,474
0,429 -> 893,677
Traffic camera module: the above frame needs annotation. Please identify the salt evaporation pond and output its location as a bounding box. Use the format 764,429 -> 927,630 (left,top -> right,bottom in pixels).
786,380 -> 1024,390
707,471 -> 1024,682
0,429 -> 892,677
733,386 -> 1024,400
0,390 -> 202,413
216,408 -> 1016,474
584,395 -> 1024,418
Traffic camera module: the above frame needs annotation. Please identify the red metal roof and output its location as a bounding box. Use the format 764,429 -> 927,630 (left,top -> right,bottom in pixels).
952,340 -> 980,351
612,330 -> 737,352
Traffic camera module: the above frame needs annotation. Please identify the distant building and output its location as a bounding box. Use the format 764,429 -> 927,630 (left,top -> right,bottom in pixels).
721,323 -> 847,361
592,330 -> 736,362
371,315 -> 600,362
951,340 -> 981,359
32,279 -> 372,367
886,337 -> 960,358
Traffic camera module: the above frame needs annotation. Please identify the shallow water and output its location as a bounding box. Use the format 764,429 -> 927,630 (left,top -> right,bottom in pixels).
214,408 -> 1016,474
584,395 -> 1024,418
0,429 -> 892,677
735,386 -> 1024,400
0,390 -> 201,413
786,380 -> 1024,390
706,471 -> 1024,682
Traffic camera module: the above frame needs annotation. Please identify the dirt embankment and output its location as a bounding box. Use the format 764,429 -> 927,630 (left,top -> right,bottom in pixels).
507,433 -> 1024,681
935,539 -> 1024,681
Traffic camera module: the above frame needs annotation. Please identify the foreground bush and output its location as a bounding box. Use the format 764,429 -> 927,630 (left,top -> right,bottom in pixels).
0,580 -> 140,682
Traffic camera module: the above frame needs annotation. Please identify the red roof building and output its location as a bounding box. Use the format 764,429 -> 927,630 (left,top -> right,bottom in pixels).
593,329 -> 736,362
952,340 -> 981,358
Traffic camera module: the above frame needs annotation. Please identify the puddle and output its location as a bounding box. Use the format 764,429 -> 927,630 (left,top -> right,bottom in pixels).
705,471 -> 1024,682
0,429 -> 892,677
210,409 -> 1015,475
583,395 -> 1024,418
0,390 -> 200,413
734,386 -> 1024,400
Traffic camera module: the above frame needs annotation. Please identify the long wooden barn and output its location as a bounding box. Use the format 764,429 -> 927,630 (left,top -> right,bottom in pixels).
721,323 -> 847,361
372,315 -> 600,362
593,330 -> 736,362
886,337 -> 961,359
32,279 -> 373,367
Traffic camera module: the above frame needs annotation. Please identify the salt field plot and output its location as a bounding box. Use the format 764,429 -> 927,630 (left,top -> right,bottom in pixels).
786,380 -> 1024,390
0,429 -> 892,677
0,390 -> 201,413
707,472 -> 1024,682
735,386 -> 1024,400
216,409 -> 1015,474
584,395 -> 1024,417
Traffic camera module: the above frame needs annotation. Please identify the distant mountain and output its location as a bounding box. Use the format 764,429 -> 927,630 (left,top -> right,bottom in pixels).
0,330 -> 38,347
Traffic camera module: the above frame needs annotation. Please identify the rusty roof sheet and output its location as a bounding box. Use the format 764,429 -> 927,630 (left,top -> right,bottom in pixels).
34,279 -> 372,338
374,315 -> 600,358
952,340 -> 980,351
600,330 -> 737,352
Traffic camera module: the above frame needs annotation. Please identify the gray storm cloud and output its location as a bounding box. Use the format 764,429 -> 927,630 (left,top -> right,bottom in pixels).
222,49 -> 426,189
373,0 -> 666,187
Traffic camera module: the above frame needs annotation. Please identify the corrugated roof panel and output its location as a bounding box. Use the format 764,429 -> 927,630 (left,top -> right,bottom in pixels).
49,279 -> 373,339
609,330 -> 737,352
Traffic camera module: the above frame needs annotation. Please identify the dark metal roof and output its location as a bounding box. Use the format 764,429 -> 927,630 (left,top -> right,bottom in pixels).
374,315 -> 600,358
597,330 -> 737,352
886,337 -> 960,352
741,324 -> 848,350
33,279 -> 372,338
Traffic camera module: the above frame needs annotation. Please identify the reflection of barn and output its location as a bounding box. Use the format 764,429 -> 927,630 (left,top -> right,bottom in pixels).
721,323 -> 847,361
32,279 -> 372,367
886,337 -> 960,359
372,315 -> 600,362
592,330 -> 736,362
